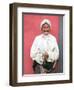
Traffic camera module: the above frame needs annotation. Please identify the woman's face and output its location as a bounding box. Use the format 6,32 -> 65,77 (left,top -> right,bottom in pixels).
41,23 -> 50,35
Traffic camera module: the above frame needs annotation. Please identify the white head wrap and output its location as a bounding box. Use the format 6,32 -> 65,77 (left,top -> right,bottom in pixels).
40,19 -> 51,29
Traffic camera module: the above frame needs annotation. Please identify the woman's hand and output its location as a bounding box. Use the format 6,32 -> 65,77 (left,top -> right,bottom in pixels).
42,52 -> 49,61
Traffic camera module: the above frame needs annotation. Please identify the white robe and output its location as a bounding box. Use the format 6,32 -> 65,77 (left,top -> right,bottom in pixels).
30,34 -> 59,64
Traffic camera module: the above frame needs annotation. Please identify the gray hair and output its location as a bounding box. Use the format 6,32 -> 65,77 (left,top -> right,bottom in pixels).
40,19 -> 51,29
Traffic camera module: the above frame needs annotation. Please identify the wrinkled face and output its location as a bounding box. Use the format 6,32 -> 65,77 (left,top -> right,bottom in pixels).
41,23 -> 50,35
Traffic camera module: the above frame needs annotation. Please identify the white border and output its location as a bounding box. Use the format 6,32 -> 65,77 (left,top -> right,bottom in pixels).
17,7 -> 70,83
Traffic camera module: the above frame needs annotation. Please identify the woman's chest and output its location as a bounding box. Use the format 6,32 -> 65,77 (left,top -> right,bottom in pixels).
37,38 -> 55,50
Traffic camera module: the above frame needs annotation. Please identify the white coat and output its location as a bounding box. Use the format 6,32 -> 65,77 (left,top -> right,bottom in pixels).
30,34 -> 59,64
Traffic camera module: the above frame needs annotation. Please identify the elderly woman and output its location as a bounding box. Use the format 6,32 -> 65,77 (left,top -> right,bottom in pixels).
30,19 -> 59,74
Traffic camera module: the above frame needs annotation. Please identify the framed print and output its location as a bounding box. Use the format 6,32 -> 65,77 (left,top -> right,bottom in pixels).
9,3 -> 72,86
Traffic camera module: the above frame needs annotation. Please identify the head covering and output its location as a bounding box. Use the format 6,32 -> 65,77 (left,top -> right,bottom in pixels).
40,19 -> 51,29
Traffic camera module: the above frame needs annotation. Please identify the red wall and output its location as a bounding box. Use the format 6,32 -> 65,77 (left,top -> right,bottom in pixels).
23,14 -> 59,74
